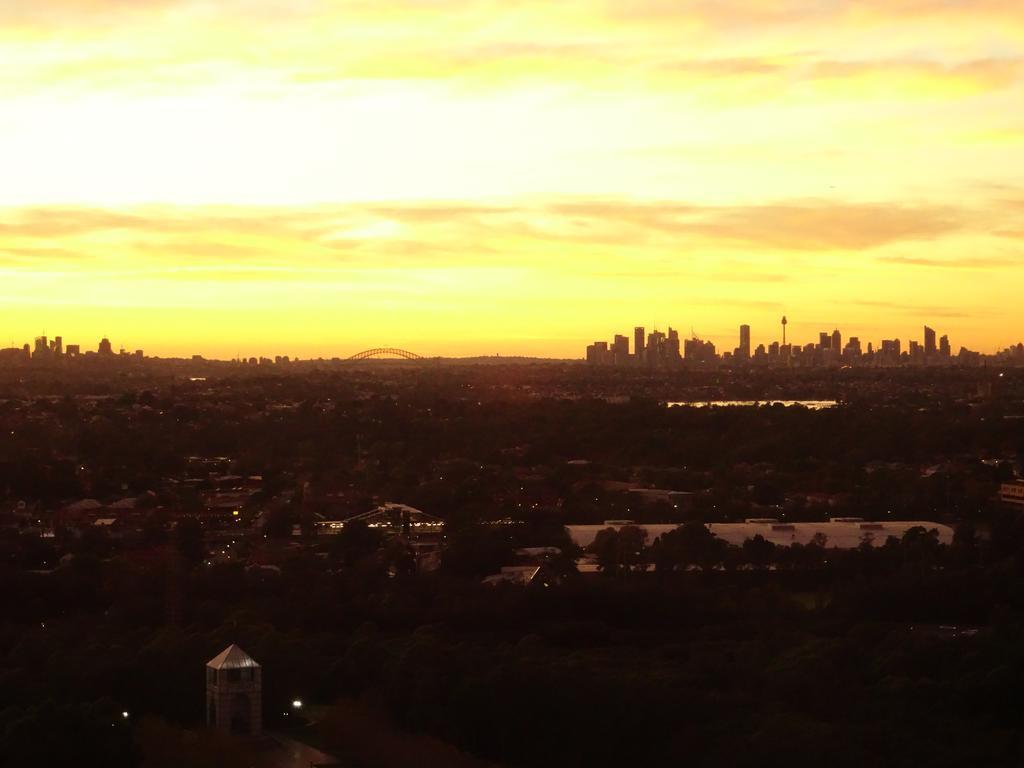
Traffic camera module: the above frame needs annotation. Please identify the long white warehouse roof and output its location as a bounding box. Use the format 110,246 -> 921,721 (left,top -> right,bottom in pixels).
566,520 -> 955,549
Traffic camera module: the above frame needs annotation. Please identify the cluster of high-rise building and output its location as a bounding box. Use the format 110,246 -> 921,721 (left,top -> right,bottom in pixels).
0,335 -> 143,364
995,342 -> 1024,364
231,355 -> 293,366
586,326 -> 717,367
586,319 -> 993,368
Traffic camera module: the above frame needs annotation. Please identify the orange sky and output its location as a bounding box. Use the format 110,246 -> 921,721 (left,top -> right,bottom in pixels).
1,0 -> 1022,358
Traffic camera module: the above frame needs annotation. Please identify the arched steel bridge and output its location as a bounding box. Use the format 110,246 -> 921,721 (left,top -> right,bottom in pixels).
347,347 -> 423,361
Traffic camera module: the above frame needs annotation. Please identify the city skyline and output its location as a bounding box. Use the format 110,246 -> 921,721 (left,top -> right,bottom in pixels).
1,1 -> 1024,356
5,317 -> 1023,361
587,318 -> 1024,366
5,316 -> 1023,364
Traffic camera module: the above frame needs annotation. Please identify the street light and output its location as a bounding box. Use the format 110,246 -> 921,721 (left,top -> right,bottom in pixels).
292,699 -> 303,710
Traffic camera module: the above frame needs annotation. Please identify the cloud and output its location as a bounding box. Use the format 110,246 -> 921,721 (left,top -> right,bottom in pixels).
0,0 -> 186,30
877,255 -> 1018,268
192,50 -> 1024,97
597,269 -> 789,282
804,57 -> 1023,95
0,196 -> 987,284
0,208 -> 151,237
3,0 -> 1021,103
0,0 -> 306,26
851,299 -> 992,319
541,200 -> 967,250
0,207 -> 302,241
608,0 -> 1024,27
0,196 -> 970,247
695,202 -> 964,250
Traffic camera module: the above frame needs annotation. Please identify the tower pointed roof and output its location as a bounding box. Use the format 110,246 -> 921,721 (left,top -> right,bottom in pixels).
206,644 -> 259,670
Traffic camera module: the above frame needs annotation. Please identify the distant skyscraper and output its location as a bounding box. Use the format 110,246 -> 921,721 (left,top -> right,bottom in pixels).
634,327 -> 645,360
684,336 -> 716,363
924,326 -> 937,357
939,334 -> 951,357
781,316 -> 787,345
665,328 -> 681,361
831,329 -> 842,353
586,341 -> 611,364
881,339 -> 902,358
647,330 -> 666,363
612,335 -> 629,363
819,332 -> 831,350
739,325 -> 751,360
98,337 -> 113,356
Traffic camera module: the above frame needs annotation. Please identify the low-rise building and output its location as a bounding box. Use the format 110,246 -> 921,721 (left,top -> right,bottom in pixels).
1000,481 -> 1024,506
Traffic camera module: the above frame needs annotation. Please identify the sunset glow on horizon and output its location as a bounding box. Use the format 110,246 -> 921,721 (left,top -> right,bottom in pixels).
2,0 -> 1023,358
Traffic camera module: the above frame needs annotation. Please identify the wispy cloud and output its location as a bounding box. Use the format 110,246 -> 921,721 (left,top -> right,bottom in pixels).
852,299 -> 993,319
543,200 -> 967,250
877,255 -> 1018,268
0,199 -> 979,260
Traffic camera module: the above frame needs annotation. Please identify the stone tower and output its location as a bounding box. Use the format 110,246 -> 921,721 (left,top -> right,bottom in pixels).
206,644 -> 262,736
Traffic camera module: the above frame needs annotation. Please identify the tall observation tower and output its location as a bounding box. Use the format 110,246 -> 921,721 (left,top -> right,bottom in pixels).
781,316 -> 788,346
